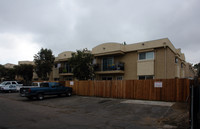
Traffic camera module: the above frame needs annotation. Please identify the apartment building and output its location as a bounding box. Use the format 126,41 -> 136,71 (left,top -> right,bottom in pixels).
51,38 -> 195,81
92,38 -> 195,80
53,51 -> 74,81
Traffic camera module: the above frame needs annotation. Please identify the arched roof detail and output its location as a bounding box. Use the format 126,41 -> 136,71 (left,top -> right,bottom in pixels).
92,42 -> 125,56
57,51 -> 73,60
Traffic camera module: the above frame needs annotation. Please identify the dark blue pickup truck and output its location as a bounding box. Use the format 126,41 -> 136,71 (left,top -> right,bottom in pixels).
20,82 -> 72,100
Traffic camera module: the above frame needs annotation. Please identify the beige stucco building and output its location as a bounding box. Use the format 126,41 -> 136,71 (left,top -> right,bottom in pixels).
52,38 -> 195,81
91,38 -> 195,80
52,51 -> 74,81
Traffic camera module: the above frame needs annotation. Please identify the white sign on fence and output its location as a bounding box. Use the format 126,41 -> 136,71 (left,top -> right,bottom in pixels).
154,81 -> 162,88
70,81 -> 74,86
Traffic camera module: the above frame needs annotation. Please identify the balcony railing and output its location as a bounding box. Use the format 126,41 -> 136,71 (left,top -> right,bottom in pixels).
94,62 -> 124,71
59,67 -> 72,74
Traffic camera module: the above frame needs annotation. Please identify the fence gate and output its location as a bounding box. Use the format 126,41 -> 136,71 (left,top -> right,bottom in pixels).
190,78 -> 200,129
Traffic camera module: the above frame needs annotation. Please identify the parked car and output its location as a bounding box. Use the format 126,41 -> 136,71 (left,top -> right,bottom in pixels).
20,82 -> 72,100
0,85 -> 17,93
20,82 -> 41,96
0,81 -> 23,92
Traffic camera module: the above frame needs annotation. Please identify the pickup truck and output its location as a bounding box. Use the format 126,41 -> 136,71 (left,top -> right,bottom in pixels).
0,81 -> 23,92
19,82 -> 41,96
20,82 -> 72,100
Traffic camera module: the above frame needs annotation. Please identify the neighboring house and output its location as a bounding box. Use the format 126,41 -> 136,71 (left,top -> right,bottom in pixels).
4,63 -> 16,69
1,63 -> 16,81
17,61 -> 38,81
53,51 -> 74,81
185,63 -> 196,79
18,53 -> 74,81
18,61 -> 34,65
92,38 -> 196,80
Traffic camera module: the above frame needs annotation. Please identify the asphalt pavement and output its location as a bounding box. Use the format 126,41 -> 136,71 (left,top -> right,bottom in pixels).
0,93 -> 189,129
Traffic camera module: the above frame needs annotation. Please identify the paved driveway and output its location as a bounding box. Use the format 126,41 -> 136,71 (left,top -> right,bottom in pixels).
0,93 -> 189,129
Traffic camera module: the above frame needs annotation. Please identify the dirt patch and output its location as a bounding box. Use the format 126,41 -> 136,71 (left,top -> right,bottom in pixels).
157,102 -> 190,129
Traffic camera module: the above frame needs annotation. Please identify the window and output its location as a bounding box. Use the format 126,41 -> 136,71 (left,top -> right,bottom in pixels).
103,57 -> 114,71
54,78 -> 60,81
51,83 -> 60,88
65,76 -> 73,81
139,52 -> 154,60
181,63 -> 184,68
139,53 -> 145,60
139,76 -> 145,80
146,75 -> 154,79
9,85 -> 16,88
117,76 -> 123,80
40,83 -> 49,87
64,62 -> 72,73
17,81 -> 23,85
139,75 -> 154,80
102,76 -> 112,80
32,83 -> 39,86
12,82 -> 16,85
93,59 -> 97,64
54,63 -> 57,68
5,82 -> 11,85
175,57 -> 178,63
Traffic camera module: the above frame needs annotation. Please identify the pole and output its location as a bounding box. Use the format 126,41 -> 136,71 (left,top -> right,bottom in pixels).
191,85 -> 194,129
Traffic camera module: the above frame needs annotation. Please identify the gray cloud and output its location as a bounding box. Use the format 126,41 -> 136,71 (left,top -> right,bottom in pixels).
0,0 -> 200,64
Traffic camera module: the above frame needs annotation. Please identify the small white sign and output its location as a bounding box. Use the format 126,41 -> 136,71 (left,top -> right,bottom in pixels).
154,82 -> 162,88
70,81 -> 74,86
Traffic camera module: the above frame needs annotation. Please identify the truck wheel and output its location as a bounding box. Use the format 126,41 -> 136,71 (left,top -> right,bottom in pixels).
37,93 -> 44,100
66,91 -> 72,97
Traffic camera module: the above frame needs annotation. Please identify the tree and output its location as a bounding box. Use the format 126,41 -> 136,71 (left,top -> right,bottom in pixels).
0,65 -> 6,79
0,65 -> 17,81
68,48 -> 94,80
34,48 -> 55,80
15,64 -> 33,84
194,63 -> 200,77
5,68 -> 16,80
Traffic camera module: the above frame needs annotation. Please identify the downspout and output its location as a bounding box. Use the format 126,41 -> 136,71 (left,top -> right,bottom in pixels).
164,42 -> 167,79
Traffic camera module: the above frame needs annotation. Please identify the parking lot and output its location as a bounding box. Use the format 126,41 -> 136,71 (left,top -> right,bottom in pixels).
0,93 -> 189,129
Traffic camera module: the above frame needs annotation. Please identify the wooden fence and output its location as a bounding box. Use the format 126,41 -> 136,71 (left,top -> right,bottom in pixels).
61,78 -> 190,102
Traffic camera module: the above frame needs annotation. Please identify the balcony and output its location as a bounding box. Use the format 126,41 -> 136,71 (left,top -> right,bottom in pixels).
59,67 -> 73,76
94,62 -> 125,74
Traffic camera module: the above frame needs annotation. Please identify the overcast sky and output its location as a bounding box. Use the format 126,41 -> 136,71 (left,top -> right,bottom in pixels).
0,0 -> 200,65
